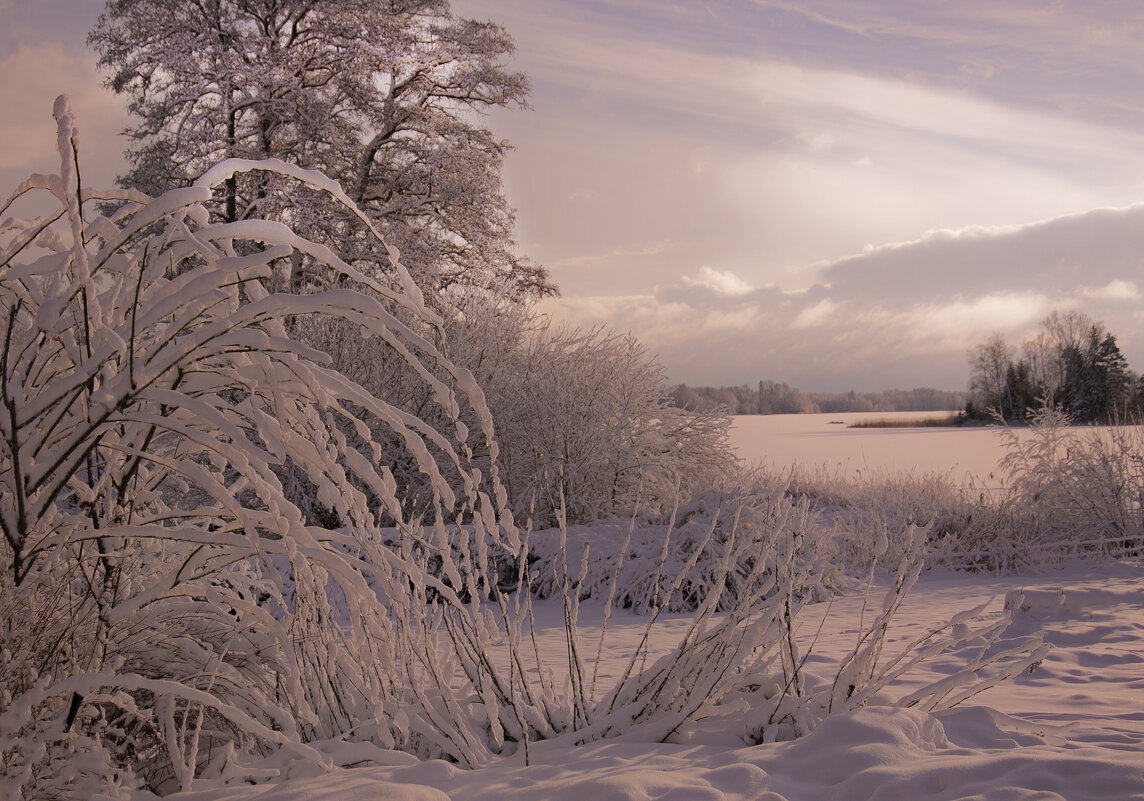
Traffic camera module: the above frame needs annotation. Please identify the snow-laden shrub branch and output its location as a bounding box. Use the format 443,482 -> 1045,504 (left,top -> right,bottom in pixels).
0,97 -> 514,798
735,526 -> 1049,744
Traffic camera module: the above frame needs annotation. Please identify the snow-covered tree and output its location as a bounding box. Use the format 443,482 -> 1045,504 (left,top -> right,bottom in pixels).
89,0 -> 552,297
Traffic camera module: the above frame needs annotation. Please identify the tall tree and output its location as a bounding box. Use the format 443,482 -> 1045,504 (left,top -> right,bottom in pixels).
967,333 -> 1014,415
1060,326 -> 1132,423
89,0 -> 553,297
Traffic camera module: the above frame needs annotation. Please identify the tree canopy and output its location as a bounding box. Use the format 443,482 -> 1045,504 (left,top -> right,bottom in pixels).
89,0 -> 553,297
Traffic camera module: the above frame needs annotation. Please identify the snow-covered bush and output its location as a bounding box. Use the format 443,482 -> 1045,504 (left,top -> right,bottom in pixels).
520,486 -> 826,747
522,504 -> 1045,749
997,406 -> 1144,559
784,465 -> 961,571
463,304 -> 737,527
311,285 -> 738,529
0,98 -> 514,797
780,464 -> 1024,573
737,526 -> 1048,743
528,479 -> 839,612
774,408 -> 1144,573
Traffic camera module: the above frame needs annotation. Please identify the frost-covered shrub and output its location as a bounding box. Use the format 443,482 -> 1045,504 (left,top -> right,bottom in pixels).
735,526 -> 1048,743
528,479 -> 840,612
315,285 -> 739,529
0,98 -> 514,797
997,406 -> 1144,559
466,307 -> 737,527
777,408 -> 1144,573
530,489 -> 827,746
523,501 -> 1045,749
782,465 -> 997,572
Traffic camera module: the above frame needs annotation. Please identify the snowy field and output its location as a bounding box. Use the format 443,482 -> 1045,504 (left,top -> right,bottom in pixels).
165,559 -> 1144,801
729,412 -> 1012,487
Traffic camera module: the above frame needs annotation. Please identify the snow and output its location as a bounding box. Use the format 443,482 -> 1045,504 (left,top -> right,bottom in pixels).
159,560 -> 1144,801
730,412 -> 1012,488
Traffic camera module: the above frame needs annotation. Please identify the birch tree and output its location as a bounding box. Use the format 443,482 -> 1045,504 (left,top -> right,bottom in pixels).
967,333 -> 1014,416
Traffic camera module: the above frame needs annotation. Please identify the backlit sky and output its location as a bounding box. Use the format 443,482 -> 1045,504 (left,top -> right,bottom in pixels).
6,1 -> 1144,391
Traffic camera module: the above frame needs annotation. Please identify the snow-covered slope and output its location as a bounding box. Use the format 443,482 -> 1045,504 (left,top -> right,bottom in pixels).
164,560 -> 1144,801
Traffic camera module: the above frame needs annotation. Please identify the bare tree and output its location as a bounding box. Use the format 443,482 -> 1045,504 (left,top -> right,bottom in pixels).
967,333 -> 1013,414
1042,309 -> 1092,355
1021,330 -> 1061,405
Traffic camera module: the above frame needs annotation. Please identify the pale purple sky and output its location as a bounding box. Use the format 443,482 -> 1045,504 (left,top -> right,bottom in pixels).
5,1 -> 1144,391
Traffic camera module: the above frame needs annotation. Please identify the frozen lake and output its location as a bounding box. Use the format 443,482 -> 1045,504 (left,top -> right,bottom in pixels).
728,411 -> 1011,487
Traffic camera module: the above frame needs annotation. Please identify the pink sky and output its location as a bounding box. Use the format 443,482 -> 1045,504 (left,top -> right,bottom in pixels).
6,1 -> 1144,390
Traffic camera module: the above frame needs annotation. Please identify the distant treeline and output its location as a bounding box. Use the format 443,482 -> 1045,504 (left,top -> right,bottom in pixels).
671,381 -> 965,415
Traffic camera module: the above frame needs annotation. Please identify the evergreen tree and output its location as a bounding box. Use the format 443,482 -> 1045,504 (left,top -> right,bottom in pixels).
1001,359 -> 1038,421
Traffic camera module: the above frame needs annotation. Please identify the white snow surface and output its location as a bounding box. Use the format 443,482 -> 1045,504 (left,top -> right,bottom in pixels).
160,559 -> 1144,801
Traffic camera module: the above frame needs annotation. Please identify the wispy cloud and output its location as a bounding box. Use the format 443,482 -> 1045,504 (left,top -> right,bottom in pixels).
552,240 -> 675,269
1081,280 -> 1141,301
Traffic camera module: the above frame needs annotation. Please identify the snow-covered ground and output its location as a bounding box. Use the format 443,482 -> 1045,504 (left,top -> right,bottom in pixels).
166,559 -> 1144,801
730,412 -> 1012,487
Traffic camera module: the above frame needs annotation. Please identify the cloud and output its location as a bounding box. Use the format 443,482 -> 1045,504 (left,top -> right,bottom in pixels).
1081,280 -> 1140,301
470,0 -> 1144,297
792,299 -> 839,329
682,266 -> 753,296
712,61 -> 1144,270
819,205 -> 1144,303
540,204 -> 1144,391
0,41 -> 127,189
746,61 -> 1144,169
552,239 -> 676,270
